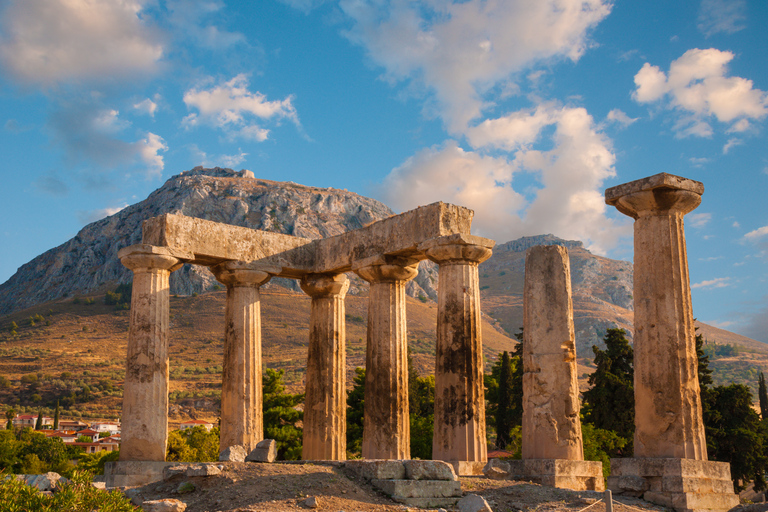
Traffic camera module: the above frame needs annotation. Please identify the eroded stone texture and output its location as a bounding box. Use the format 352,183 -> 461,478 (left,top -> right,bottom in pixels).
421,234 -> 494,466
300,273 -> 349,460
118,245 -> 181,461
354,256 -> 418,460
212,261 -> 273,453
522,245 -> 583,461
605,173 -> 706,460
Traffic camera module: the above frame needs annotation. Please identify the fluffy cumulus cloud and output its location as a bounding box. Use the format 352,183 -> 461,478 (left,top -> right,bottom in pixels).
633,48 -> 768,137
380,104 -> 627,253
0,0 -> 163,85
183,74 -> 299,141
338,0 -> 611,132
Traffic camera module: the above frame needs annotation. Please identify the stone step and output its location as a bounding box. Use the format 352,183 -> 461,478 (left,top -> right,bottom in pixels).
644,490 -> 740,511
608,475 -> 734,495
371,479 -> 462,498
391,497 -> 462,508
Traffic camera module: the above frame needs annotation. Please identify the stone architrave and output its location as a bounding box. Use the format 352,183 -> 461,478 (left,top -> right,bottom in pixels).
118,244 -> 182,461
522,245 -> 583,461
353,256 -> 418,460
605,173 -> 706,459
300,273 -> 350,460
211,261 -> 275,453
420,234 -> 494,469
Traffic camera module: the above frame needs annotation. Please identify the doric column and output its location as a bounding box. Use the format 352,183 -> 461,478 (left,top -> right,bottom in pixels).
353,256 -> 418,460
606,173 -> 707,459
421,234 -> 494,465
118,244 -> 182,461
211,261 -> 274,453
522,245 -> 583,460
300,273 -> 350,460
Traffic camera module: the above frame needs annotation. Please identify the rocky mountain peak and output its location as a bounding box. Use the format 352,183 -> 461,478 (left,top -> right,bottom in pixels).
497,234 -> 584,254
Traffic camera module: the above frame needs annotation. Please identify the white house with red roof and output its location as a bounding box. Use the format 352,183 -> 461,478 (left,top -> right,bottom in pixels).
179,419 -> 214,432
12,414 -> 53,428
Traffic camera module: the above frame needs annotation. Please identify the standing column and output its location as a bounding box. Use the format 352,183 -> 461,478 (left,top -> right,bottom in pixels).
421,234 -> 494,467
211,261 -> 273,453
353,256 -> 418,460
522,245 -> 584,460
118,245 -> 181,461
606,173 -> 707,459
300,273 -> 350,460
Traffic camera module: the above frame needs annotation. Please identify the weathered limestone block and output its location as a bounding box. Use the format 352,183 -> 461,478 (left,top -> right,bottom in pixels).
218,445 -> 247,462
300,273 -> 349,461
404,460 -> 458,481
522,245 -> 583,461
606,173 -> 707,459
246,439 -> 277,462
185,463 -> 222,477
118,245 -> 182,461
506,459 -> 605,491
141,498 -> 187,512
353,256 -> 418,460
482,459 -> 511,480
371,479 -> 462,498
420,234 -> 494,466
212,261 -> 275,453
104,460 -> 176,488
344,460 -> 407,481
458,494 -> 494,512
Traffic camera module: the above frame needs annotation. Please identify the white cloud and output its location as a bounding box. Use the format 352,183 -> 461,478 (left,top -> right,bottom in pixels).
183,74 -> 299,140
698,256 -> 723,261
135,132 -> 167,177
338,0 -> 611,132
166,0 -> 246,49
689,157 -> 709,167
745,225 -> 768,240
189,145 -> 248,168
76,204 -> 129,225
697,0 -> 746,37
733,221 -> 740,229
380,104 -> 627,253
633,48 -> 768,137
605,109 -> 638,127
722,137 -> 744,154
688,212 -> 711,228
133,98 -> 158,118
692,277 -> 731,289
0,0 -> 163,86
278,0 -> 329,13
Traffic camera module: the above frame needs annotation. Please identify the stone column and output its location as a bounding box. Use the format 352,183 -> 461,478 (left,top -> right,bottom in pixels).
606,173 -> 706,459
211,261 -> 273,453
118,244 -> 182,461
353,256 -> 418,460
300,273 -> 350,460
420,234 -> 493,469
522,245 -> 583,460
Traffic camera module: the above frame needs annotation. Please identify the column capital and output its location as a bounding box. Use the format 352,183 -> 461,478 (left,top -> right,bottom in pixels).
352,255 -> 418,284
300,273 -> 349,299
118,244 -> 183,272
419,234 -> 494,265
605,173 -> 703,219
211,261 -> 278,288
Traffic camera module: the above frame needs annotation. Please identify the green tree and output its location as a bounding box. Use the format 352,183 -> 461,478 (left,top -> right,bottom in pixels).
582,328 -> 634,456
167,426 -> 220,462
35,410 -> 43,430
495,351 -> 514,449
53,401 -> 60,431
346,367 -> 366,458
485,329 -> 523,449
262,368 -> 303,460
4,408 -> 14,430
759,372 -> 768,421
0,429 -> 20,470
581,422 -> 628,478
409,374 -> 435,460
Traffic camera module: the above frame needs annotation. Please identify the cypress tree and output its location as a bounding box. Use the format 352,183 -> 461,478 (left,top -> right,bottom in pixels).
53,400 -> 60,430
35,410 -> 43,430
495,351 -> 514,449
509,329 -> 524,428
759,372 -> 768,421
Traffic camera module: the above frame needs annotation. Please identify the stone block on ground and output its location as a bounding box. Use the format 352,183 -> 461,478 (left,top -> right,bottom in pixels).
141,499 -> 187,512
371,479 -> 462,498
458,494 -> 493,512
105,461 -> 176,488
451,461 -> 486,476
404,460 -> 457,481
246,439 -> 276,462
483,459 -> 511,480
185,463 -> 222,477
504,459 -> 604,491
163,465 -> 188,480
345,460 -> 406,481
219,444 -> 248,462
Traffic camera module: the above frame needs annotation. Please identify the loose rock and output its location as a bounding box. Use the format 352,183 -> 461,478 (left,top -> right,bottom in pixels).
246,439 -> 277,463
458,493 -> 494,512
141,498 -> 187,512
219,445 -> 248,462
301,496 -> 320,509
186,463 -> 221,477
404,460 -> 457,481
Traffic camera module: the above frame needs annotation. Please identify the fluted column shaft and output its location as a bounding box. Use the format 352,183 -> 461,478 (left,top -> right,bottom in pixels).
212,262 -> 272,453
354,257 -> 418,460
522,245 -> 583,460
119,245 -> 181,461
422,235 -> 493,464
607,175 -> 707,459
300,273 -> 350,460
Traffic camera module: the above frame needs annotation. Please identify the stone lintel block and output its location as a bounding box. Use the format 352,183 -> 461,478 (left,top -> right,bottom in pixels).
505,460 -> 605,492
404,460 -> 458,481
104,461 -> 176,487
605,173 -> 704,205
609,458 -> 733,480
391,497 -> 461,508
371,479 -> 462,498
345,460 -> 406,481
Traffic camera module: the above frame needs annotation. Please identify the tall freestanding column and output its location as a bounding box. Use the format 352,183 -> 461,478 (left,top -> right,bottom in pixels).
211,261 -> 273,453
506,245 -> 603,491
420,234 -> 493,473
300,273 -> 350,460
605,173 -> 737,512
353,256 -> 418,460
118,244 -> 182,461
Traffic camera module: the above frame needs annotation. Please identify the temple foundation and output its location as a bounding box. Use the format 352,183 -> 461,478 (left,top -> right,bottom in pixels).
605,173 -> 738,512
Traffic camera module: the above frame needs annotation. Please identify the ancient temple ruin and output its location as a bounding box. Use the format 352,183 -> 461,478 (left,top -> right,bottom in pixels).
107,202 -> 494,486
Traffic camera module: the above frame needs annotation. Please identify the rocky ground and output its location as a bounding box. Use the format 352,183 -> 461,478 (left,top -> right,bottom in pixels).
126,462 -> 673,512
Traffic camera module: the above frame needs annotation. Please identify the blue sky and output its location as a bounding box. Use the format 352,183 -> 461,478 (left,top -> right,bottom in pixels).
0,0 -> 766,341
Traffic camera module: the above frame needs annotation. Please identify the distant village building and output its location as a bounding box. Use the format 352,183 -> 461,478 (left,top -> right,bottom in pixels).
12,414 -> 53,429
91,421 -> 121,435
58,419 -> 89,431
179,420 -> 214,432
